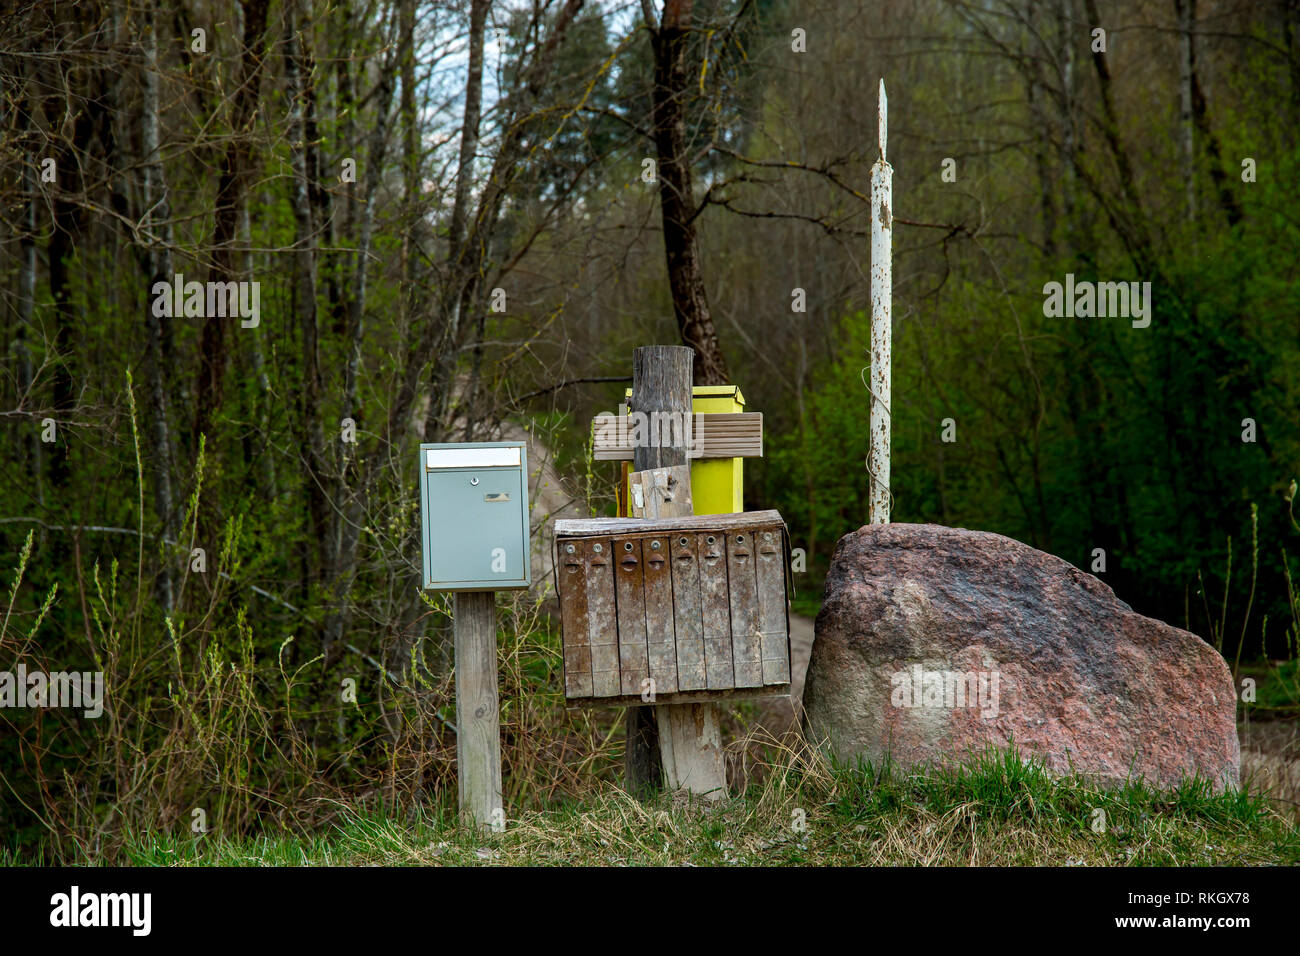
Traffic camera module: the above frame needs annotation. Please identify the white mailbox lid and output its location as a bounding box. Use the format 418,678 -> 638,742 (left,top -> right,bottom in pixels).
426,446 -> 521,469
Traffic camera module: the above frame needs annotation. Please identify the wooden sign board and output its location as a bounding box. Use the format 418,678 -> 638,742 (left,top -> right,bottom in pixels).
554,510 -> 793,708
591,412 -> 763,461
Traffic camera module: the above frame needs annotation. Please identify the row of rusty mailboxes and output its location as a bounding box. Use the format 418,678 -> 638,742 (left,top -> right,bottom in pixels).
553,510 -> 793,707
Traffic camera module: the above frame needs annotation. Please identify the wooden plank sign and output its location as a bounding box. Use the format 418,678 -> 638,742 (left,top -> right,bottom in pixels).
554,510 -> 793,708
592,412 -> 763,461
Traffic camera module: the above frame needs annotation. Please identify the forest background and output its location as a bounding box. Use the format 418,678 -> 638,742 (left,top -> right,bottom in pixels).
2,0 -> 1298,860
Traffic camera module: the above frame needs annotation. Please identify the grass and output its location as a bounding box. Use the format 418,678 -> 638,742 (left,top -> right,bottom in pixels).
5,482 -> 1296,867
1239,659 -> 1300,716
23,742 -> 1295,867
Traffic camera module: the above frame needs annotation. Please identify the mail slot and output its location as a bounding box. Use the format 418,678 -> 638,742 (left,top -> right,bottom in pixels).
419,441 -> 531,591
553,510 -> 792,706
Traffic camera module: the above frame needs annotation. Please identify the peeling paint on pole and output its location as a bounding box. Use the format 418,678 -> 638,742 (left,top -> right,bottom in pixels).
869,79 -> 892,525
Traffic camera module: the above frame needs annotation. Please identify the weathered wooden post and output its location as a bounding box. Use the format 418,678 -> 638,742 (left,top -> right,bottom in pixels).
453,591 -> 502,830
637,348 -> 730,798
418,441 -> 531,831
869,79 -> 893,525
624,346 -> 729,797
621,347 -> 689,793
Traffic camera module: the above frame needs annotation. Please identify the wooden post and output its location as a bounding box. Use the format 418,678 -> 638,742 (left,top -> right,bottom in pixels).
869,79 -> 893,526
657,699 -> 725,795
622,345 -> 727,800
623,347 -> 684,794
454,590 -> 503,831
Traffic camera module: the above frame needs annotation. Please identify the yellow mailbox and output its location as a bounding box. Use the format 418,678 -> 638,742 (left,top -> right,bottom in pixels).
686,384 -> 745,515
618,384 -> 747,517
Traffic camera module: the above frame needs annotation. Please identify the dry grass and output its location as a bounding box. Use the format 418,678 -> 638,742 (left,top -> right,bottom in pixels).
1240,720 -> 1300,822
106,734 -> 1300,867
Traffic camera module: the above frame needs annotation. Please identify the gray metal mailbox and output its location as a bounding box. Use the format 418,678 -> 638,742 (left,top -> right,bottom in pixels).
419,441 -> 531,591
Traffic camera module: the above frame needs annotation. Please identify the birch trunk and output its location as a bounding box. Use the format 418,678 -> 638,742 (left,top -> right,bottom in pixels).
140,0 -> 178,615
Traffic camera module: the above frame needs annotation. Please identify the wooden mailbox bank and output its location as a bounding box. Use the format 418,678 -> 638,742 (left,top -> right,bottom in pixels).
553,510 -> 793,707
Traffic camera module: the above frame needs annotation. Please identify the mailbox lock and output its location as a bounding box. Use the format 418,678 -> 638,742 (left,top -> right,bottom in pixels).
650,540 -> 661,551
593,543 -> 603,553
619,541 -> 639,572
706,535 -> 715,545
565,544 -> 576,554
679,536 -> 688,547
737,534 -> 745,543
470,477 -> 479,486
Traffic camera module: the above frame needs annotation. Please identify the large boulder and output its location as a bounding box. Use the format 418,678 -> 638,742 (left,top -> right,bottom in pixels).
802,524 -> 1240,790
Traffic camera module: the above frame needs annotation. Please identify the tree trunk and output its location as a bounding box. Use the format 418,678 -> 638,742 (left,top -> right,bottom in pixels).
44,99 -> 92,488
194,0 -> 269,447
11,51 -> 43,512
648,0 -> 729,386
1287,0 -> 1300,132
420,0 -> 584,445
1177,0 -> 1196,222
321,12 -> 400,663
1082,0 -> 1158,276
140,0 -> 179,615
1183,0 -> 1242,227
286,0 -> 330,589
425,0 -> 491,442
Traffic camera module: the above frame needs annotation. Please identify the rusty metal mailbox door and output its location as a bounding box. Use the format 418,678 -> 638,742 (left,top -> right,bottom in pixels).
553,510 -> 792,707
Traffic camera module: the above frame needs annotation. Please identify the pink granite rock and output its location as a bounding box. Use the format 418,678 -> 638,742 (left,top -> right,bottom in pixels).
802,524 -> 1240,790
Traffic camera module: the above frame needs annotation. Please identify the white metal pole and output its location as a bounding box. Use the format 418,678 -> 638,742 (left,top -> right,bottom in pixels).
869,79 -> 893,525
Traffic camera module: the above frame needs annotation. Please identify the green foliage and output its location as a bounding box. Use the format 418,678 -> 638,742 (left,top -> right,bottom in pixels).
763,148 -> 1300,655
